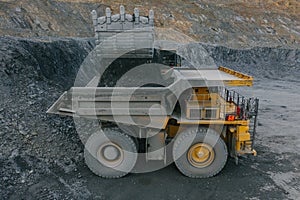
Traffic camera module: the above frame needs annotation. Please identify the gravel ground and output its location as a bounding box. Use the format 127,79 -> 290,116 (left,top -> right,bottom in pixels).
0,36 -> 299,199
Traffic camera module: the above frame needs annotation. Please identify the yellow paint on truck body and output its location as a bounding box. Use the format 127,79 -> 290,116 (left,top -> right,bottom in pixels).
218,66 -> 253,87
234,125 -> 256,156
237,126 -> 251,141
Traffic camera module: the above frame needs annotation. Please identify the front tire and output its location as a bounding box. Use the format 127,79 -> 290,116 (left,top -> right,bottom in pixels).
84,129 -> 138,178
173,127 -> 228,178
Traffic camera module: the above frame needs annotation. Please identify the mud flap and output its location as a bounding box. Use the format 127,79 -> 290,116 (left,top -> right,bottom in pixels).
146,130 -> 165,161
230,134 -> 239,165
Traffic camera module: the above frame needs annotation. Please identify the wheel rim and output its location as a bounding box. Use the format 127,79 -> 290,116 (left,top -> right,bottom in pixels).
97,142 -> 124,168
187,143 -> 215,168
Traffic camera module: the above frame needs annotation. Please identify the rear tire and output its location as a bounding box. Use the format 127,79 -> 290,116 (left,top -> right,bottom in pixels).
84,129 -> 137,178
173,127 -> 228,178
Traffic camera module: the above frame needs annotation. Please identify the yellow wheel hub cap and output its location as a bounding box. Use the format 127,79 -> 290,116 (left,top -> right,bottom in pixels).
97,142 -> 124,168
188,143 -> 215,168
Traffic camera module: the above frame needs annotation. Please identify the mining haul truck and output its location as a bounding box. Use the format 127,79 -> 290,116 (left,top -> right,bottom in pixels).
47,6 -> 259,178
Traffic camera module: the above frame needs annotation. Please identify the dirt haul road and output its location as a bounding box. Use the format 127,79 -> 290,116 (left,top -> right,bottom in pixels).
0,37 -> 299,199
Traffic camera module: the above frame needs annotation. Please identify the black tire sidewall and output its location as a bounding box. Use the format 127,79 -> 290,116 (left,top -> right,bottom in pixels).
84,129 -> 137,178
173,128 -> 228,178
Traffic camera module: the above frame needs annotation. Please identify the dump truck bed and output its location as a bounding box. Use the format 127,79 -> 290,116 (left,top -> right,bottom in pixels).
47,66 -> 253,128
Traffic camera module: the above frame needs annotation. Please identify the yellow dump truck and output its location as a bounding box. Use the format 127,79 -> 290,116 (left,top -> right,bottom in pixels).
47,6 -> 259,178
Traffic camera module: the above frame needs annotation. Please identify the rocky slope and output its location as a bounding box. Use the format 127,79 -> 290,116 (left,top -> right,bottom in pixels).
0,36 -> 92,198
0,0 -> 300,48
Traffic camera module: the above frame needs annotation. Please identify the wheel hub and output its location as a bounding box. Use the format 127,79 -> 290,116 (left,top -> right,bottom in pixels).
97,142 -> 124,167
187,143 -> 215,168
